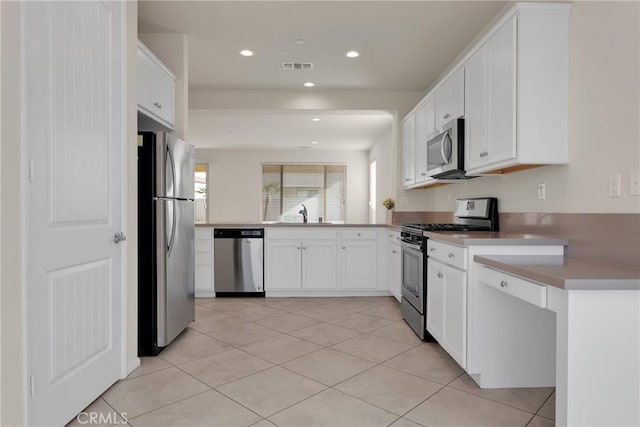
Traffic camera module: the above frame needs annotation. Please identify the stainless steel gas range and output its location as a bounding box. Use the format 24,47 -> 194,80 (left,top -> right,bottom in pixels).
400,197 -> 499,340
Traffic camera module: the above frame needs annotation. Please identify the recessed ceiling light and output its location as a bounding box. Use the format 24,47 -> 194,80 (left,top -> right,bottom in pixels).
311,140 -> 319,144
346,51 -> 360,58
295,39 -> 305,45
240,50 -> 254,57
304,82 -> 315,88
311,118 -> 321,122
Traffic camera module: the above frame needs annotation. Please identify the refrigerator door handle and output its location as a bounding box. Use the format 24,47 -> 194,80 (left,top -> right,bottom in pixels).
166,200 -> 176,257
156,198 -> 167,345
165,143 -> 177,198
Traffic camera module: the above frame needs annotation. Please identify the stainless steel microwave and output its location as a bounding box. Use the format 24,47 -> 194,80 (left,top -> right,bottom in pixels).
426,118 -> 466,178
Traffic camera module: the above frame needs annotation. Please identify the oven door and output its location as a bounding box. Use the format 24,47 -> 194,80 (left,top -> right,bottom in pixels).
401,241 -> 424,313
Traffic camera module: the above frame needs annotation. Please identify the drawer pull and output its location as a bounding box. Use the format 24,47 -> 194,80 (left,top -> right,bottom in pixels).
392,250 -> 397,254
500,280 -> 508,288
448,253 -> 454,258
437,272 -> 443,278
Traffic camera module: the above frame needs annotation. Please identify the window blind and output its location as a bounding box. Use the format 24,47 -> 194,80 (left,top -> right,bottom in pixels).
262,164 -> 346,223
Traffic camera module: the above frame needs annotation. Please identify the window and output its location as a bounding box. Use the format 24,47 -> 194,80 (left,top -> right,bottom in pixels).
262,164 -> 346,223
194,163 -> 208,224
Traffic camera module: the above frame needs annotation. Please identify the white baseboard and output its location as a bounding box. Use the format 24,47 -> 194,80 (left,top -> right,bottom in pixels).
265,290 -> 393,298
195,291 -> 216,298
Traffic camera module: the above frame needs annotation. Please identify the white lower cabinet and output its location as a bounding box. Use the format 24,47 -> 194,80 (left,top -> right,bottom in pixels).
388,242 -> 402,302
427,241 -> 468,369
339,241 -> 377,290
264,227 -> 388,296
195,228 -> 215,296
302,240 -> 337,289
265,240 -> 302,290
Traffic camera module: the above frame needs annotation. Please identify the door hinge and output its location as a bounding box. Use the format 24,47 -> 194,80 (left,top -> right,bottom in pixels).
30,375 -> 35,397
29,159 -> 35,182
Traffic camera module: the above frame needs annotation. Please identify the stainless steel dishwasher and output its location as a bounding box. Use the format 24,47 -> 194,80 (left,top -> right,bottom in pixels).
213,228 -> 265,297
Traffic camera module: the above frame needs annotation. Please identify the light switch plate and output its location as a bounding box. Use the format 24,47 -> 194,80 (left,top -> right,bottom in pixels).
630,171 -> 640,196
608,174 -> 621,198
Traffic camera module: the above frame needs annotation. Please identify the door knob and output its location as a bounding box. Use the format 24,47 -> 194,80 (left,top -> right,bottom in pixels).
113,232 -> 127,244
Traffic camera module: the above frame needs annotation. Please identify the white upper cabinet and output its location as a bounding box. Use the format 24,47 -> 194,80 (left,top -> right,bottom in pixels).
402,3 -> 571,184
415,97 -> 434,183
435,67 -> 465,132
402,114 -> 416,187
465,17 -> 517,171
137,40 -> 176,130
464,4 -> 571,175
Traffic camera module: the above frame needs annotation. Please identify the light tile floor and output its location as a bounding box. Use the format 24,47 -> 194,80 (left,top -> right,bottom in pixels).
69,297 -> 556,427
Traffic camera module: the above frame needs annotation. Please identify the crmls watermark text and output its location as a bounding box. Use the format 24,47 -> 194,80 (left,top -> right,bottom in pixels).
75,411 -> 128,424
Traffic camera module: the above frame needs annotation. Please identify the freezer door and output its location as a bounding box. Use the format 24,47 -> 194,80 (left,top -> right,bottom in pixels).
156,199 -> 194,347
166,133 -> 194,200
154,132 -> 194,200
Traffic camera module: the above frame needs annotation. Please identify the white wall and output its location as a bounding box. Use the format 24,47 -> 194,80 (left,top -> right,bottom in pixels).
196,148 -> 370,224
396,1 -> 640,214
368,125 -> 397,224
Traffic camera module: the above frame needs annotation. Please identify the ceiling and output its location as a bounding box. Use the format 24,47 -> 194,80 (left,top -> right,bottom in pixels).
138,1 -> 507,91
189,110 -> 393,150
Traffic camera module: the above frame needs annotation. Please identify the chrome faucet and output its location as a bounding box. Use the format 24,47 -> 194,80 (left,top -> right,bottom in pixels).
298,203 -> 308,223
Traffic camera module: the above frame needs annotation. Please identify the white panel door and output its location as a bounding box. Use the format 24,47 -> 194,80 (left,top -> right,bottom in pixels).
388,243 -> 402,302
265,240 -> 302,290
24,2 -> 125,426
465,44 -> 489,171
401,115 -> 416,187
415,101 -> 430,182
302,240 -> 337,289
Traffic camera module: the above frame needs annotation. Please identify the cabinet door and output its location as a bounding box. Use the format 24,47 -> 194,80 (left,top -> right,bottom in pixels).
415,101 -> 430,182
340,241 -> 377,289
442,263 -> 467,368
265,240 -> 301,290
435,83 -> 450,132
449,67 -> 465,121
426,259 -> 445,342
486,17 -> 517,165
195,264 -> 213,293
155,68 -> 176,128
465,44 -> 489,171
302,240 -> 337,289
402,115 -> 416,186
388,243 -> 402,302
137,49 -> 156,113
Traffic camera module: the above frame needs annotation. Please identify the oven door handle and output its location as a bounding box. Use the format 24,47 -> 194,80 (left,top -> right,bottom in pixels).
401,240 -> 423,252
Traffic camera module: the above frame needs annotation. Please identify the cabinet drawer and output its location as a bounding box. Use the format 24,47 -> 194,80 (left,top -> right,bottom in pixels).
195,228 -> 213,239
195,240 -> 212,253
340,229 -> 377,240
387,230 -> 402,245
478,266 -> 547,308
427,240 -> 467,270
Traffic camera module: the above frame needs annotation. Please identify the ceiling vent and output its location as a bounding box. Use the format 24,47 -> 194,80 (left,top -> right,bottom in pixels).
282,62 -> 314,71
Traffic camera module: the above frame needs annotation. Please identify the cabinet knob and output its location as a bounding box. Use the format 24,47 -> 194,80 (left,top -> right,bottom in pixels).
302,247 -> 307,250
500,280 -> 508,288
405,178 -> 411,181
437,272 -> 443,278
429,247 -> 436,252
297,247 -> 301,250
357,233 -> 361,237
392,250 -> 397,254
342,246 -> 346,250
448,253 -> 454,258
444,113 -> 450,119
421,173 -> 427,176
158,104 -> 162,109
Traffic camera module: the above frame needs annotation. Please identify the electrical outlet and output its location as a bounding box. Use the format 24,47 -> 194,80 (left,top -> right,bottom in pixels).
537,183 -> 546,200
630,171 -> 640,196
608,174 -> 621,198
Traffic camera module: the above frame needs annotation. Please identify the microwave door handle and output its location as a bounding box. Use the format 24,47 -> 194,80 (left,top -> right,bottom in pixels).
440,131 -> 450,163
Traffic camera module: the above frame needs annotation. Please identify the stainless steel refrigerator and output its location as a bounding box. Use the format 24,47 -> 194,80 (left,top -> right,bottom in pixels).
138,131 -> 195,356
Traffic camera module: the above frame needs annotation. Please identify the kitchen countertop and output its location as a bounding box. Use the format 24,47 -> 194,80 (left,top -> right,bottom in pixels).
474,254 -> 640,290
424,231 -> 568,246
196,223 -> 402,230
